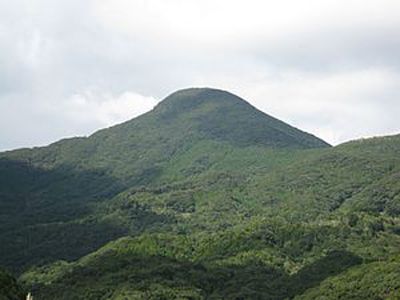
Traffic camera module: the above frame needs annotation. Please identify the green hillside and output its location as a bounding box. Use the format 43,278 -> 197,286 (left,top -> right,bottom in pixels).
294,256 -> 400,299
18,134 -> 400,299
0,88 -> 399,299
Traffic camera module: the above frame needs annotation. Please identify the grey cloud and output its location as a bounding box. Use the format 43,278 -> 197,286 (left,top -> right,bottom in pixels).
249,24 -> 400,73
0,0 -> 399,150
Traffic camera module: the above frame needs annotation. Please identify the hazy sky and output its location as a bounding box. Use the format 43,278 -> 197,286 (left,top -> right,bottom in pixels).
1,0 -> 399,151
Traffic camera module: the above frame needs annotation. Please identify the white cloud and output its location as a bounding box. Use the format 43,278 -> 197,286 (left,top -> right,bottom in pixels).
93,0 -> 400,52
0,89 -> 157,151
58,90 -> 158,127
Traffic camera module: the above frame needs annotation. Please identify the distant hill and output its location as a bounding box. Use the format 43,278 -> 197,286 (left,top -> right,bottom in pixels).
0,88 -> 399,299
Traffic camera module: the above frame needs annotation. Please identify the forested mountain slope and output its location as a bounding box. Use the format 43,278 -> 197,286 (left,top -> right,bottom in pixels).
19,133 -> 400,299
1,88 -> 399,299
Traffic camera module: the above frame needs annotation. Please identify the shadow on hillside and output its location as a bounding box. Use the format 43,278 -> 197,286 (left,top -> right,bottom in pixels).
0,158 -> 174,274
27,250 -> 362,300
0,158 -> 123,220
287,250 -> 363,298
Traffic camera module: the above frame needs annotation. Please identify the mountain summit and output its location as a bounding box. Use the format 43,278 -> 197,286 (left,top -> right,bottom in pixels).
140,88 -> 330,148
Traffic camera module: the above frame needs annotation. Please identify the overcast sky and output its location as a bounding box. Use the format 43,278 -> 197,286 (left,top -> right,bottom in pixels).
1,0 -> 399,151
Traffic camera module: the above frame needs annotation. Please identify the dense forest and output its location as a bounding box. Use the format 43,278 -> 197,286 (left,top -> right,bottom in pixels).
1,88 -> 399,299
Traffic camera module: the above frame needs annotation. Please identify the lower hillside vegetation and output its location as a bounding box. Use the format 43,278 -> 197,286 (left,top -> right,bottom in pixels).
3,130 -> 400,299
295,256 -> 400,299
0,269 -> 24,300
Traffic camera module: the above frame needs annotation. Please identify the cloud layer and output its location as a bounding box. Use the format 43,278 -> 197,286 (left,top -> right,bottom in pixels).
1,0 -> 399,150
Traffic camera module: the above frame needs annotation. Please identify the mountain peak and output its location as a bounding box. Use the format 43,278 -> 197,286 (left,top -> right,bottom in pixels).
154,87 -> 244,114
151,87 -> 330,148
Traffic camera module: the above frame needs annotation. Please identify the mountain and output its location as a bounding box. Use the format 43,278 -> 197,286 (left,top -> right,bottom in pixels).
0,88 -> 329,272
151,88 -> 329,148
1,88 -> 399,299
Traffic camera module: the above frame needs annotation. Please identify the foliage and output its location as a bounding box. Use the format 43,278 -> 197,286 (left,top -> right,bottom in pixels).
0,269 -> 24,300
0,88 -> 399,299
295,256 -> 400,299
